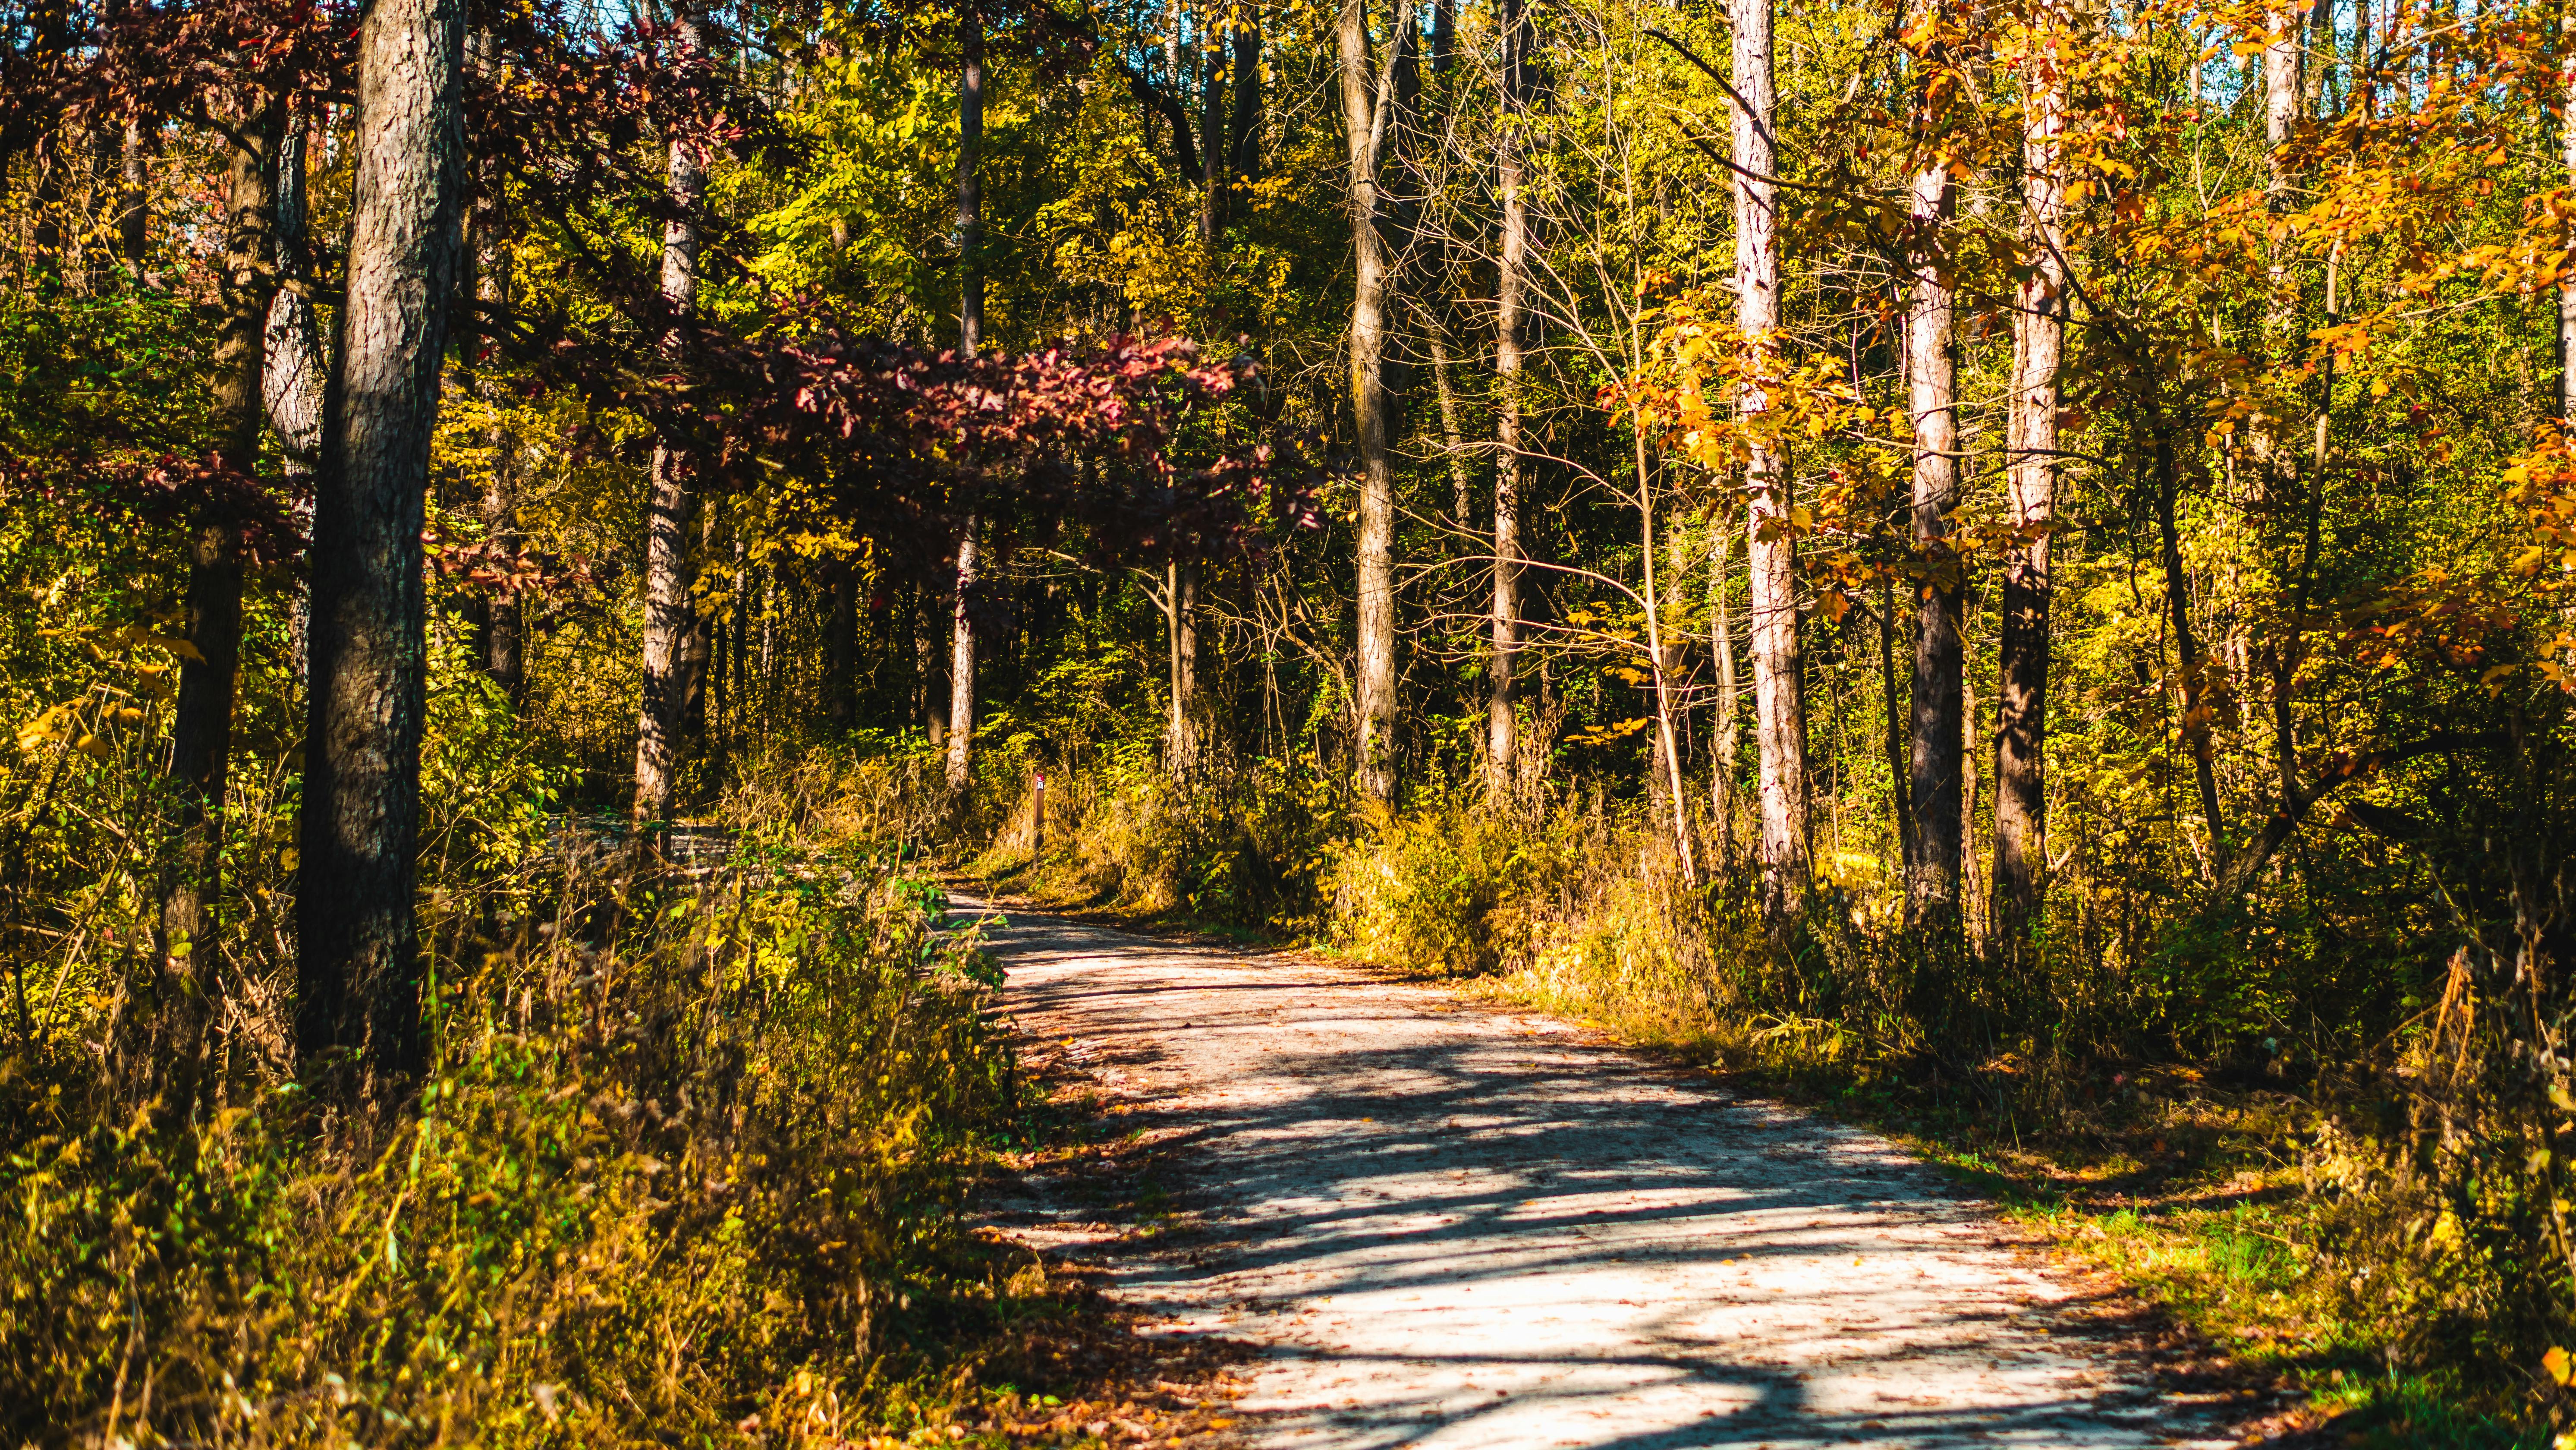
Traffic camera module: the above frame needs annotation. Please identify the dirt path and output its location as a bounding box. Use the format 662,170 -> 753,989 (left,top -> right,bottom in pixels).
967,897 -> 2243,1450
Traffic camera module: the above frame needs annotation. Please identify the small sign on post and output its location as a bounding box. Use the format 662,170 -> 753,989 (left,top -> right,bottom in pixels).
1032,773 -> 1047,851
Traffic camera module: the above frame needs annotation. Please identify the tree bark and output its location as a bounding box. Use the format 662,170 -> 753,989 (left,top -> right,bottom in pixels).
1229,8 -> 1262,185
1737,0 -> 1808,924
1903,13 -> 1962,935
958,6 -> 985,356
296,0 -> 469,1097
1167,560 -> 1201,770
946,524 -> 979,791
1427,307 -> 1472,527
1340,0 -> 1408,806
944,9 -> 985,790
1994,19 -> 2066,947
2563,21 -> 2575,422
827,564 -> 858,729
146,100 -> 281,1110
1199,1 -> 1228,244
1711,511 -> 1740,866
119,120 -> 148,267
632,17 -> 708,826
267,118 -> 327,682
473,173 -> 523,705
1639,438 -> 1698,885
1488,0 -> 1528,803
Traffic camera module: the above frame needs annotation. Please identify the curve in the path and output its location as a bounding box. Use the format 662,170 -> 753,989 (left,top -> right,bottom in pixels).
967,897 -> 2238,1450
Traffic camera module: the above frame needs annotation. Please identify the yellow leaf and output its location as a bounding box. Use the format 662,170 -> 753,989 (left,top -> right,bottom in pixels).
2546,1345 -> 2573,1387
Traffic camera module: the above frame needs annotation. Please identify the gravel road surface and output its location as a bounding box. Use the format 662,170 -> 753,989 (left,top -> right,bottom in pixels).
966,896 -> 2241,1450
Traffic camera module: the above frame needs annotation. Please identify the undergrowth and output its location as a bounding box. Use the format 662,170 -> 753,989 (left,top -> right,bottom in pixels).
959,756 -> 2571,1447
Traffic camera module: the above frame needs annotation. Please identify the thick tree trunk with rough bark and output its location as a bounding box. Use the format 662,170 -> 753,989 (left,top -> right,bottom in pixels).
144,102 -> 280,1110
1340,0 -> 1408,806
1488,0 -> 1527,803
1736,0 -> 1807,924
296,0 -> 468,1097
1994,24 -> 2066,947
632,21 -> 707,826
1903,66 -> 1962,933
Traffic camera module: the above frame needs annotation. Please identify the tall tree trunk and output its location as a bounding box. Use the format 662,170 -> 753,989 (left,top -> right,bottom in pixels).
946,527 -> 979,791
1903,18 -> 1962,934
1167,561 -> 1200,769
119,120 -> 148,267
1488,0 -> 1527,803
827,564 -> 858,729
267,118 -> 327,681
944,9 -> 985,791
296,0 -> 469,1096
473,172 -> 523,704
1638,436 -> 1698,885
2261,0 -> 2303,368
1199,1 -> 1228,244
145,101 -> 281,1110
1339,0 -> 1408,806
918,585 -> 948,747
1994,19 -> 2066,947
1427,308 -> 1472,527
1737,0 -> 1808,924
2563,18 -> 2575,422
958,8 -> 985,356
632,15 -> 708,826
1711,513 -> 1740,866
1229,7 -> 1262,185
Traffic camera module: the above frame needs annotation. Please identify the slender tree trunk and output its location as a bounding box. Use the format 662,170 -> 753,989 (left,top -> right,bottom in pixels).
1167,560 -> 1200,770
1738,0 -> 1807,924
296,0 -> 469,1096
1902,12 -> 1963,935
958,8 -> 985,356
1711,513 -> 1740,866
2262,0 -> 2303,362
827,564 -> 858,729
1878,573 -> 1909,858
1340,0 -> 1407,805
1229,8 -> 1262,184
2563,19 -> 2575,422
1488,0 -> 1527,803
946,526 -> 979,790
1428,310 -> 1472,527
632,17 -> 708,826
147,101 -> 281,1109
1639,436 -> 1698,886
1960,625 -> 1983,943
944,10 -> 985,791
1200,1 -> 1228,244
119,120 -> 148,267
1994,19 -> 2066,947
267,119 -> 327,681
474,178 -> 523,704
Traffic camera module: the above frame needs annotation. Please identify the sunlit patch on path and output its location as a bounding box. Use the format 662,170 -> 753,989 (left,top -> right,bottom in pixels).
969,898 -> 2239,1450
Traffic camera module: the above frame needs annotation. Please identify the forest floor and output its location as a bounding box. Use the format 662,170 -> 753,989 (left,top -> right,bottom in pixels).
962,895 -> 2287,1450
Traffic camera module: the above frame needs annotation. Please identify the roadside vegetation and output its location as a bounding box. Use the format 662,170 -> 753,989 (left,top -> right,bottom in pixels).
6,0 -> 2576,1435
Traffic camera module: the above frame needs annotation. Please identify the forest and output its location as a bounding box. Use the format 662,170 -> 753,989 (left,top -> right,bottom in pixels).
2,0 -> 2573,1435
